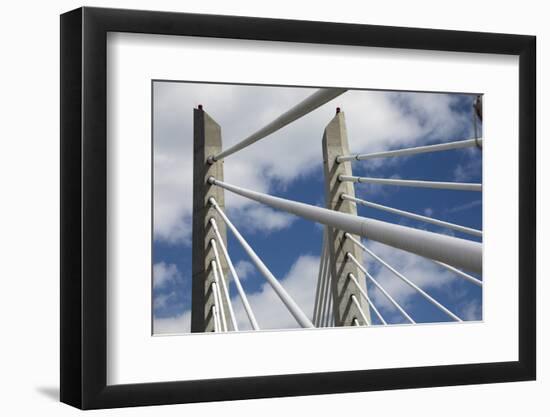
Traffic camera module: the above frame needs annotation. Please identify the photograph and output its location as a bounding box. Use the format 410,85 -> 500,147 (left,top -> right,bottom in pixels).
55,3 -> 538,412
152,81 -> 483,334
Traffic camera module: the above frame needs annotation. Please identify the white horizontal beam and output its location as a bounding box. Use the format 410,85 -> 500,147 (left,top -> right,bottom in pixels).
337,138 -> 482,162
341,194 -> 482,237
345,237 -> 462,322
339,175 -> 482,192
209,178 -> 482,273
210,88 -> 347,161
210,198 -> 314,328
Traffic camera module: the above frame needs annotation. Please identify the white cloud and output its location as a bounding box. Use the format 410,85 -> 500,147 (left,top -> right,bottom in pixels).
153,243 -> 480,334
154,310 -> 191,334
153,262 -> 181,289
460,299 -> 482,321
231,254 -> 320,330
234,260 -> 255,280
153,83 -> 310,244
153,254 -> 320,334
446,199 -> 482,214
154,292 -> 176,310
231,204 -> 296,234
423,207 -> 434,217
154,83 -> 473,245
453,149 -> 482,182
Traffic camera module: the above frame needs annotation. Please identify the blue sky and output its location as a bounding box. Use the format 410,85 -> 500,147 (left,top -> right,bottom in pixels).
152,82 -> 482,333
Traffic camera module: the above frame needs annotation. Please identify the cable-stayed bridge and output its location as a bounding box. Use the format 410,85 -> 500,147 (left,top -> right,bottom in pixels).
191,88 -> 482,333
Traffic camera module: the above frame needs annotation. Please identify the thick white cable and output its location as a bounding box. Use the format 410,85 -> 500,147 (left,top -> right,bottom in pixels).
208,177 -> 482,273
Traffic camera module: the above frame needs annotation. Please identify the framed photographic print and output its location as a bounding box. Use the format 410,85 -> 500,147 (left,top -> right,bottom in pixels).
60,6 -> 536,409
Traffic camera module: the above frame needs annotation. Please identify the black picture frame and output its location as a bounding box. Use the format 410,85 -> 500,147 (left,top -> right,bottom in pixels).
60,6 -> 536,410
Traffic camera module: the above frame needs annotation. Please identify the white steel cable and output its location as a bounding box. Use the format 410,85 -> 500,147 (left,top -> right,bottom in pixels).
313,231 -> 328,326
211,304 -> 220,333
210,218 -> 259,330
324,283 -> 333,328
210,198 -> 314,328
433,260 -> 483,287
210,240 -> 239,331
210,88 -> 347,161
350,294 -> 370,326
345,236 -> 462,322
339,175 -> 482,192
312,252 -> 323,325
341,194 -> 482,238
348,273 -> 387,325
345,253 -> 415,324
319,251 -> 331,327
210,272 -> 227,332
336,138 -> 482,163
